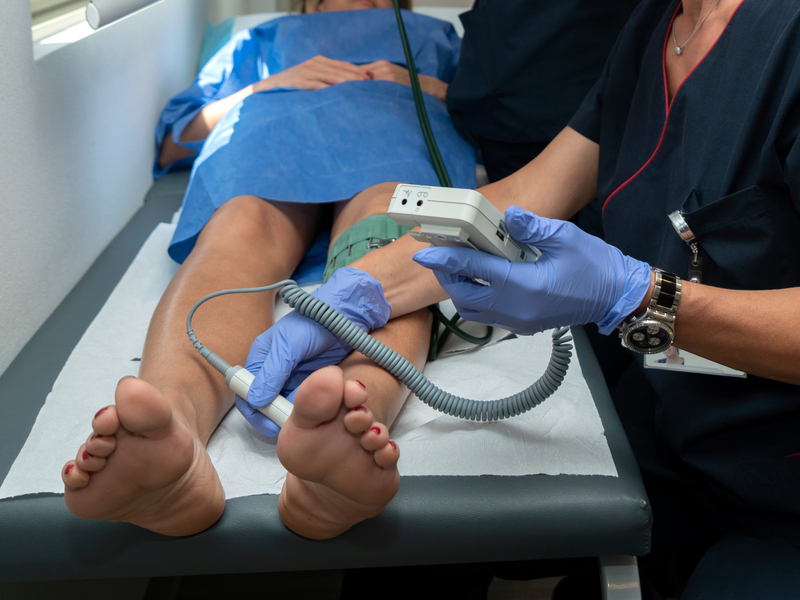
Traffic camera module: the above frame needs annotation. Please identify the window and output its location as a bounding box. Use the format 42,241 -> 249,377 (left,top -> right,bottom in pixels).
31,0 -> 87,42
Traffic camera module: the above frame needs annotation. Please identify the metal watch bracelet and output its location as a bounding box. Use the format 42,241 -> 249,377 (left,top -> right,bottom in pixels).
619,269 -> 682,354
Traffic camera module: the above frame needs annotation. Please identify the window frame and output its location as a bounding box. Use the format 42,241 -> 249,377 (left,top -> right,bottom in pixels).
31,0 -> 87,42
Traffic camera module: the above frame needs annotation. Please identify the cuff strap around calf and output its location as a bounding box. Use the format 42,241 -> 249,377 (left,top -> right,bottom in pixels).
323,214 -> 413,283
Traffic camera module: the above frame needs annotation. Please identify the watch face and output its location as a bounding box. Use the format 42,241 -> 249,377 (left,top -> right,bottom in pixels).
624,319 -> 674,354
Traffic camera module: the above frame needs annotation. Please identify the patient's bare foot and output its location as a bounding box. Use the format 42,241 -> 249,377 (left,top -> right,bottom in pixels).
61,377 -> 225,536
277,366 -> 400,539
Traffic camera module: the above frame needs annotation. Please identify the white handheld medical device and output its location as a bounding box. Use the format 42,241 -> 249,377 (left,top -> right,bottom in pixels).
225,366 -> 293,427
185,288 -> 296,428
387,184 -> 542,263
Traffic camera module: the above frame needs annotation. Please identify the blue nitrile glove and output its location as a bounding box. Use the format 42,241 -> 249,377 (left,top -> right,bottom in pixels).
413,206 -> 652,336
235,267 -> 391,435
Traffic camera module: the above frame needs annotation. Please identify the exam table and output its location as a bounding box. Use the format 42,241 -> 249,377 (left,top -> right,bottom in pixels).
0,172 -> 651,598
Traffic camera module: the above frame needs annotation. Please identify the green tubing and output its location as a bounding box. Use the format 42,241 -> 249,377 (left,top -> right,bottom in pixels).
391,0 -> 452,188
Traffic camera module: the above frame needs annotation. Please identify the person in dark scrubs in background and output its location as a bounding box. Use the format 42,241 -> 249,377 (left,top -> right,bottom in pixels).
446,0 -> 641,183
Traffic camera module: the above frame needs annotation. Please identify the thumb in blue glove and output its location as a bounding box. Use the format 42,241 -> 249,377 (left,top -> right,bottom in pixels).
413,206 -> 651,336
237,267 -> 391,436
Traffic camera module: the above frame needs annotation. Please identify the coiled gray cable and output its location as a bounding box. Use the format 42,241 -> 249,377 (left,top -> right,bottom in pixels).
188,280 -> 573,422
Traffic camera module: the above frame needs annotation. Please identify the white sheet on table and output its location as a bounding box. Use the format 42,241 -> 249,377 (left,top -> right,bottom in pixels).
0,223 -> 616,501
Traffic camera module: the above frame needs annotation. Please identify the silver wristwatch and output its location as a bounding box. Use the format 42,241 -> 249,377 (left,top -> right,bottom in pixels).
619,269 -> 682,354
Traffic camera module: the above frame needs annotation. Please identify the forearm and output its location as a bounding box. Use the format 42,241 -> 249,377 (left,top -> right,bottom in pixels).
351,128 -> 601,317
418,75 -> 447,102
183,85 -> 258,141
608,256 -> 800,385
350,233 -> 448,318
479,127 -> 599,220
157,84 -> 258,169
672,283 -> 800,385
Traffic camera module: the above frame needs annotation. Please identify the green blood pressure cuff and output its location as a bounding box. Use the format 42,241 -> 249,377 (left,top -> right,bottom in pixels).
323,215 -> 412,283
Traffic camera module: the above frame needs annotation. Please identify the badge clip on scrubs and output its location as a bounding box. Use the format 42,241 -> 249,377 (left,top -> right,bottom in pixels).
186,3 -> 572,430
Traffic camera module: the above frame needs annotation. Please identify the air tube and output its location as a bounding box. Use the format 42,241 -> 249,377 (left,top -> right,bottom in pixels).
187,282 -> 572,424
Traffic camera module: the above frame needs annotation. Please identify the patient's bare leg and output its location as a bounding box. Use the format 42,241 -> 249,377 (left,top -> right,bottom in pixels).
277,181 -> 432,538
62,196 -> 321,536
278,308 -> 431,539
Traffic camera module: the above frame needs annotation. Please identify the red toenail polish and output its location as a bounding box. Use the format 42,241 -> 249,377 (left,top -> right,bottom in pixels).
366,71 -> 374,79
94,407 -> 109,419
65,464 -> 74,475
355,380 -> 366,389
389,440 -> 397,450
82,450 -> 94,461
354,406 -> 368,412
90,434 -> 105,440
371,427 -> 381,435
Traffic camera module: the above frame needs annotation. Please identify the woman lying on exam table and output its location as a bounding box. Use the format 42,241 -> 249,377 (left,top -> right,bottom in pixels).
60,0 -> 478,541
237,0 -> 800,596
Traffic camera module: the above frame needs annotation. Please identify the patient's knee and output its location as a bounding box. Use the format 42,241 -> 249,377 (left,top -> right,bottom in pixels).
212,195 -> 271,227
202,196 -> 289,248
351,181 -> 398,214
332,182 -> 399,240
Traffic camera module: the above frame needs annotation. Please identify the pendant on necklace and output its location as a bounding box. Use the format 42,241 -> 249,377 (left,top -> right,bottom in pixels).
675,46 -> 682,55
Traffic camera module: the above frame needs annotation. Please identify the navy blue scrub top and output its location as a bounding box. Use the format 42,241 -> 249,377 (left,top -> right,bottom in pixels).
569,0 -> 800,540
446,0 -> 642,145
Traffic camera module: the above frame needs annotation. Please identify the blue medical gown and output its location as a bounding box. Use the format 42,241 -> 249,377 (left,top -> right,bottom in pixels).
155,9 -> 477,264
569,0 -> 800,540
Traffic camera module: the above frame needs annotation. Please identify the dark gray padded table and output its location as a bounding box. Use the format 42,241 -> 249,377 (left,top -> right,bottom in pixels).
0,172 -> 650,594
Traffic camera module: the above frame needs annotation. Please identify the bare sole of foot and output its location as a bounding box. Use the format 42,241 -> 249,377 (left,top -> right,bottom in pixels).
277,366 -> 401,540
62,377 -> 225,536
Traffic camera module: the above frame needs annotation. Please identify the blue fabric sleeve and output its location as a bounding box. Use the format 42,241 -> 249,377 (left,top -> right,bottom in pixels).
153,28 -> 267,179
437,23 -> 461,84
391,10 -> 460,84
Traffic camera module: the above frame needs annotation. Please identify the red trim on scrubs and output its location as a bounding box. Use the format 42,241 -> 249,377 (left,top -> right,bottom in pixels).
601,1 -> 745,215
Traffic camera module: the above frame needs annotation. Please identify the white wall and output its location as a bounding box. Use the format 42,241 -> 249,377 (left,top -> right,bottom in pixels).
210,0 -> 290,24
0,0 -> 208,377
208,0 -> 470,23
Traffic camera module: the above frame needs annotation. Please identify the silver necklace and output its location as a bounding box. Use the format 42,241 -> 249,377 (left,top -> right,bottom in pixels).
672,0 -> 721,55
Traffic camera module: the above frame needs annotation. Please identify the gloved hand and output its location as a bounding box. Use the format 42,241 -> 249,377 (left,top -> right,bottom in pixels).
413,206 -> 652,336
236,267 -> 391,435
